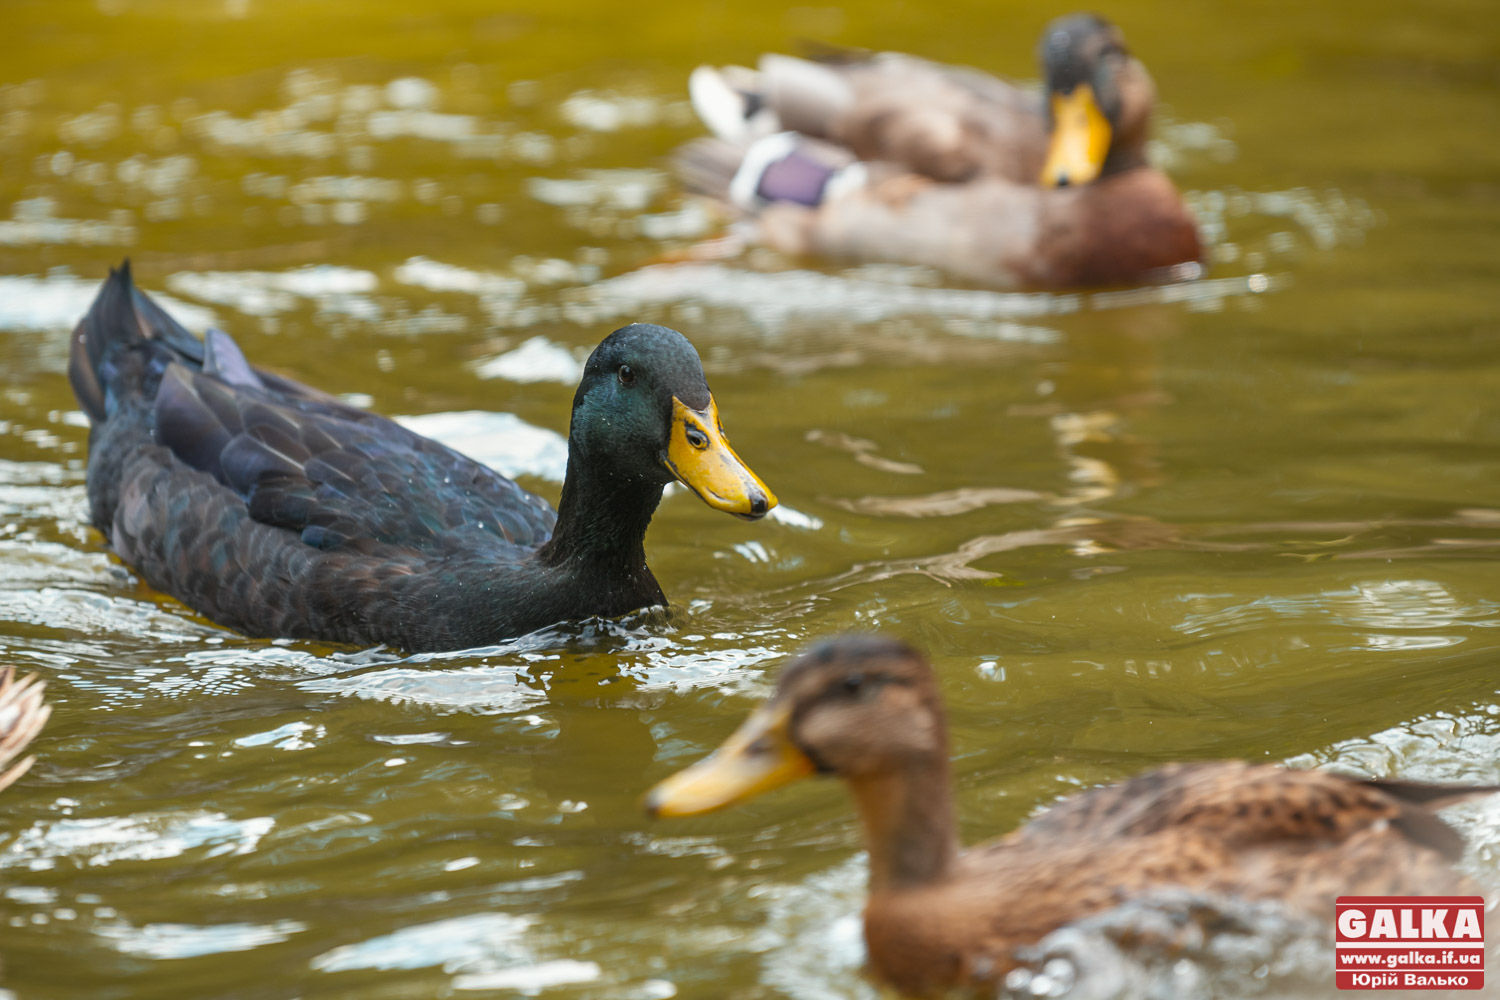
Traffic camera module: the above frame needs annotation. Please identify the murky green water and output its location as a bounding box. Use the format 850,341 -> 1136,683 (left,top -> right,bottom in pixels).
1,0 -> 1499,997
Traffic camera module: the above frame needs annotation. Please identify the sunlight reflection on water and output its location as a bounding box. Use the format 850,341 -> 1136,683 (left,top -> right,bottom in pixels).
0,6 -> 1495,996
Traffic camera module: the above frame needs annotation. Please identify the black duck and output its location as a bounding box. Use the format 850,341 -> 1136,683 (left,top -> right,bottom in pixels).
69,263 -> 776,651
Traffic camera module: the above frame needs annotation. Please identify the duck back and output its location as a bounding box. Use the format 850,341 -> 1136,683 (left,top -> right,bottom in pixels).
759,53 -> 1047,184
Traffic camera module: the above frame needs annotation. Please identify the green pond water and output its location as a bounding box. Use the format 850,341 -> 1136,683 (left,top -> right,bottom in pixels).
1,0 -> 1499,996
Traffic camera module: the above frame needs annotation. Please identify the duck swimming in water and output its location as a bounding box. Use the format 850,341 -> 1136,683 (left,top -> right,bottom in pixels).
69,263 -> 775,651
649,636 -> 1496,997
678,13 -> 1202,289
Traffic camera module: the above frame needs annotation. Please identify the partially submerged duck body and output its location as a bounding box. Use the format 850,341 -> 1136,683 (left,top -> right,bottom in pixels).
679,14 -> 1202,289
748,164 -> 1198,289
0,668 -> 49,794
649,637 -> 1495,998
70,263 -> 775,651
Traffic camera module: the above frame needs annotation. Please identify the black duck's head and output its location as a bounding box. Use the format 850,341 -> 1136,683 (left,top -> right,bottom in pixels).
569,323 -> 776,520
646,636 -> 946,816
1037,13 -> 1154,187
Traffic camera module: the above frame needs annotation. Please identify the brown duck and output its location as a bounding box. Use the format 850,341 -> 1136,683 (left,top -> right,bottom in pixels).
678,13 -> 1202,289
0,667 -> 49,794
647,636 -> 1495,998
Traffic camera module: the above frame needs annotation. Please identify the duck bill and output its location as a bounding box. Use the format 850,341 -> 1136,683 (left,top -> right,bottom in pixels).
1040,83 -> 1112,188
663,396 -> 777,521
645,702 -> 814,817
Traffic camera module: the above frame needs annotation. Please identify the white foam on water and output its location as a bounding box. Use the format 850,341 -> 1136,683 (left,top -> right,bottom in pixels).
1,812 -> 274,870
527,169 -> 664,211
232,721 -> 324,751
311,912 -> 535,972
165,266 -> 378,318
298,664 -> 549,715
394,410 -> 568,482
754,854 -> 873,1000
0,273 -> 215,333
471,336 -> 584,384
583,263 -> 1069,339
94,919 -> 307,960
393,256 -> 525,298
558,91 -> 684,133
453,959 -> 602,992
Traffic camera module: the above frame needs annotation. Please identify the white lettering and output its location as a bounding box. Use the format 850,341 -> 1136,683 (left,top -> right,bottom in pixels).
1404,973 -> 1470,987
1453,908 -> 1483,939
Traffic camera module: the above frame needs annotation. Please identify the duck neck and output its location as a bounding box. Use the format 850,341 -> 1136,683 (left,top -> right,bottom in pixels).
846,755 -> 960,893
537,448 -> 664,574
1100,142 -> 1148,179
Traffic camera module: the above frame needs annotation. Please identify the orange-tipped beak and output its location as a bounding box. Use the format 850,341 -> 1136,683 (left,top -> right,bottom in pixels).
645,702 -> 813,817
663,396 -> 777,521
1041,83 -> 1112,188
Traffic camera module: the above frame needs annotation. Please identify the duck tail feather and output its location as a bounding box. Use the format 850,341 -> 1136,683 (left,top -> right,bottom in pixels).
70,260 -> 209,422
68,261 -> 136,422
1363,778 -> 1500,812
70,261 -> 212,423
1364,779 -> 1500,862
674,137 -> 749,204
689,65 -> 774,142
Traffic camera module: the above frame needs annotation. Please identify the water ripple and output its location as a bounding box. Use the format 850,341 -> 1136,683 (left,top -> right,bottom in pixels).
1176,579 -> 1499,649
2,811 -> 274,871
95,918 -> 306,960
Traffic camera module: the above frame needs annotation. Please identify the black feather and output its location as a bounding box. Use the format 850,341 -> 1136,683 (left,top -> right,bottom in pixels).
218,435 -> 301,495
152,365 -> 233,480
202,328 -> 262,388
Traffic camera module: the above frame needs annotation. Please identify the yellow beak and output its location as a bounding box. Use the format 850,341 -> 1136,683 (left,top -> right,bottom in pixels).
1040,83 -> 1112,188
663,396 -> 777,521
645,702 -> 814,817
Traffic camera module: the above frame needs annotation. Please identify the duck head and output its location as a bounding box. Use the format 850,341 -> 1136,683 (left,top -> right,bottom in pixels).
646,636 -> 946,816
569,323 -> 775,520
1038,13 -> 1156,188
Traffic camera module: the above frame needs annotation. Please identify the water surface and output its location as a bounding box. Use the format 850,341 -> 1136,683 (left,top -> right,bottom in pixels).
1,0 -> 1499,997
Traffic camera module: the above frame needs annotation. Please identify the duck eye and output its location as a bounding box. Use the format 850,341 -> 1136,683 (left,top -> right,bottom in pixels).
842,672 -> 864,695
617,364 -> 636,386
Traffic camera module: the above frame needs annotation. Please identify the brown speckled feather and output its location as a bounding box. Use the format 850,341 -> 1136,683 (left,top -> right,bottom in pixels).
866,762 -> 1490,995
0,668 -> 49,794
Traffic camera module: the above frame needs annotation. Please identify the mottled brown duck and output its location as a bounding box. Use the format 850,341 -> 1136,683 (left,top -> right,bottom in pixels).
69,263 -> 776,652
0,667 -> 49,794
679,13 -> 1202,289
648,636 -> 1495,998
